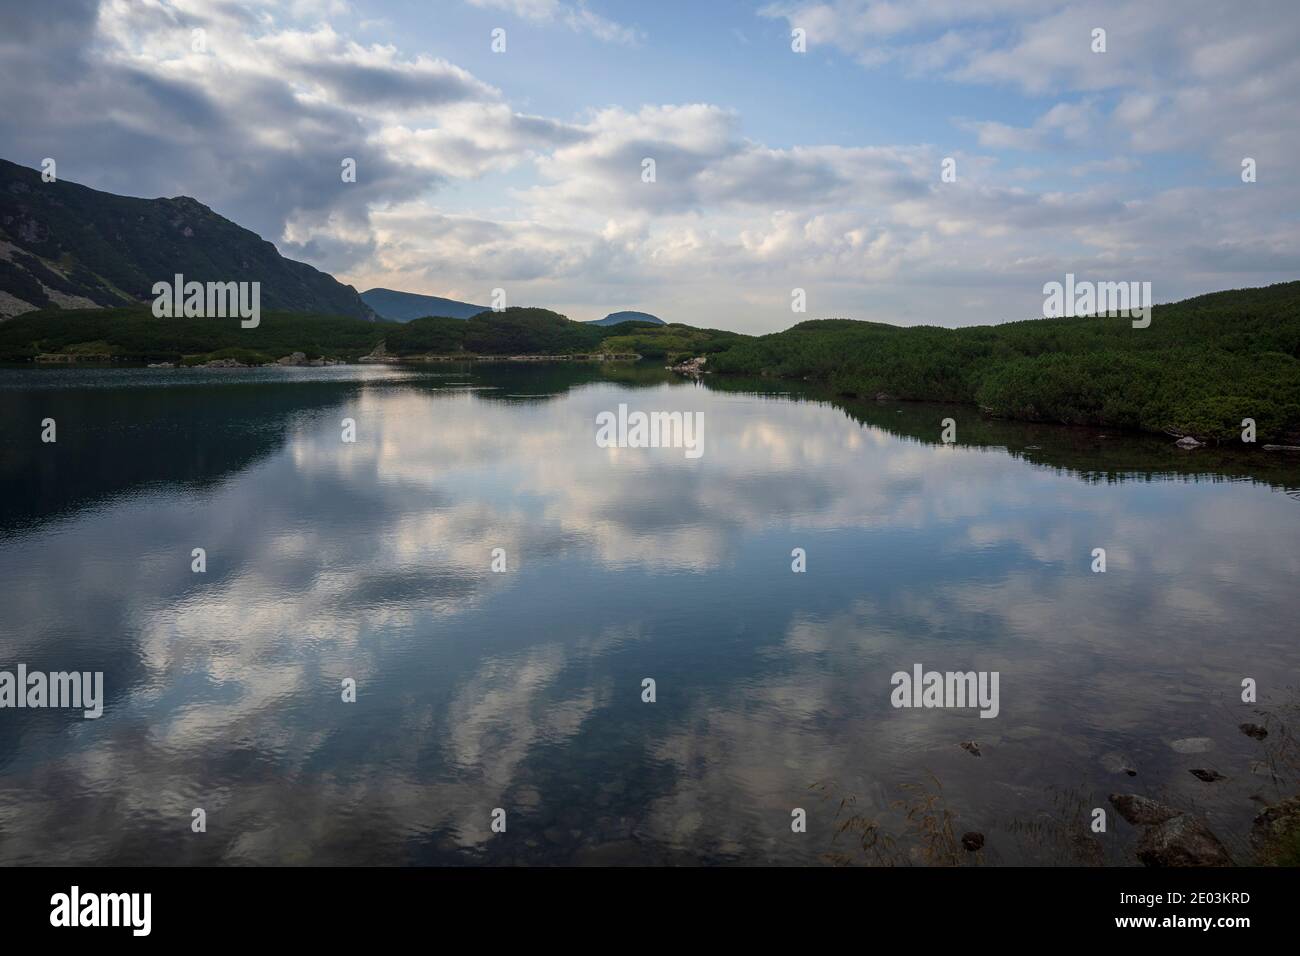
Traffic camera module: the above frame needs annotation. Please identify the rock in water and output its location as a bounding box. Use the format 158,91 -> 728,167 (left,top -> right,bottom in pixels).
1100,751 -> 1138,776
1169,737 -> 1214,754
1175,436 -> 1204,449
1189,768 -> 1226,783
1250,797 -> 1300,857
1109,794 -> 1182,826
960,740 -> 981,757
961,832 -> 985,852
1239,722 -> 1269,740
1136,815 -> 1233,867
666,355 -> 708,376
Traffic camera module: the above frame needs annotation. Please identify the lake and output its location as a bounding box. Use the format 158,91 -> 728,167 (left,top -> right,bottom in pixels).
1,363 -> 1297,865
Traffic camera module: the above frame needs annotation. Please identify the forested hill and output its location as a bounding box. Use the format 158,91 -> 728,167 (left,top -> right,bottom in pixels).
707,282 -> 1300,443
0,158 -> 372,320
0,305 -> 739,367
4,267 -> 1297,443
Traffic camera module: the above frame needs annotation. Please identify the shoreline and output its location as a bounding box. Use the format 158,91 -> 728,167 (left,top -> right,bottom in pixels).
26,351 -> 644,368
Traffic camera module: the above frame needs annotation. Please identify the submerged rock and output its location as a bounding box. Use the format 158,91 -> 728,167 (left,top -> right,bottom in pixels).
1169,737 -> 1215,754
960,740 -> 981,757
1189,768 -> 1226,783
1100,751 -> 1138,776
961,831 -> 985,852
1239,722 -> 1269,740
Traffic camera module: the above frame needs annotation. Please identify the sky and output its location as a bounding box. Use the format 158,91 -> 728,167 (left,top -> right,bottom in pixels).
2,0 -> 1298,331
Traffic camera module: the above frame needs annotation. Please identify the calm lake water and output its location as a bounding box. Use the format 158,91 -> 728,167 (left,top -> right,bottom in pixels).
1,363 -> 1298,865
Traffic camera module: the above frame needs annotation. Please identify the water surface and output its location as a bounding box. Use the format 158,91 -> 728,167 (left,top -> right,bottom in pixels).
1,364 -> 1297,865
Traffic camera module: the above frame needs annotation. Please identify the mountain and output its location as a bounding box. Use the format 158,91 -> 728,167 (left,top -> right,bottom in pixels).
361,287 -> 488,322
0,158 -> 372,320
588,310 -> 665,326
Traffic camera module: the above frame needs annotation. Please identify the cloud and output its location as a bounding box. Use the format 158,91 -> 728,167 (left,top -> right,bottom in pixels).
3,0 -> 1300,330
762,0 -> 1300,171
466,0 -> 643,46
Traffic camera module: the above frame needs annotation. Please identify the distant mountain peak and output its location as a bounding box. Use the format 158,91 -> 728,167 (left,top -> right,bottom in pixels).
588,310 -> 665,326
360,287 -> 488,322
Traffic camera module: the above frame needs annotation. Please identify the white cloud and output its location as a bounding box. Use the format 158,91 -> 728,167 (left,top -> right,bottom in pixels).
466,0 -> 642,45
4,0 -> 1300,329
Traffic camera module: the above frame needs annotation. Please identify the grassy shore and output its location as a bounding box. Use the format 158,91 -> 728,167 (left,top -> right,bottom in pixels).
5,282 -> 1298,443
707,282 -> 1300,444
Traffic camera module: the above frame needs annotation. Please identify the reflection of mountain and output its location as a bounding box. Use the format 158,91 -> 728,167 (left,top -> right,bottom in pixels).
3,364 -> 1296,864
0,364 -> 678,537
5,364 -> 1297,545
0,374 -> 364,534
468,360 -> 676,397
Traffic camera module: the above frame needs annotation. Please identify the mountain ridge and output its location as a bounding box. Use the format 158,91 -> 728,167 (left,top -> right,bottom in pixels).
588,310 -> 665,326
360,287 -> 487,322
0,158 -> 373,320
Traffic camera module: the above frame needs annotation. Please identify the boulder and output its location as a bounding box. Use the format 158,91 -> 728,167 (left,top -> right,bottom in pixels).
1109,794 -> 1181,826
1250,797 -> 1300,856
1136,814 -> 1233,867
277,351 -> 308,366
667,355 -> 708,376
